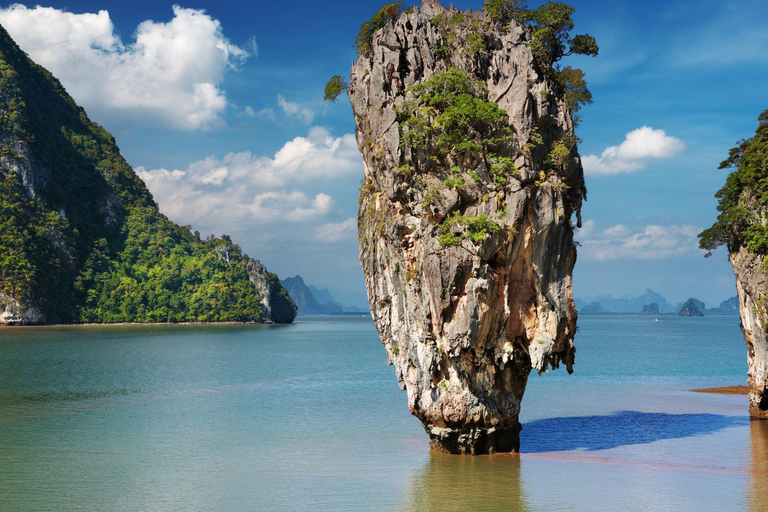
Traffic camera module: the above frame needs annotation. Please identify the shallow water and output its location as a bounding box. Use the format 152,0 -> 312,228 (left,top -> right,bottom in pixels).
0,315 -> 762,511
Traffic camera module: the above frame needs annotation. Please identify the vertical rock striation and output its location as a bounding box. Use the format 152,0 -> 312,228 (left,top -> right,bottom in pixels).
731,248 -> 768,417
350,1 -> 584,453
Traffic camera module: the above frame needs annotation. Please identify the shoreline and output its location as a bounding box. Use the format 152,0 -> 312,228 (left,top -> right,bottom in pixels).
691,385 -> 750,395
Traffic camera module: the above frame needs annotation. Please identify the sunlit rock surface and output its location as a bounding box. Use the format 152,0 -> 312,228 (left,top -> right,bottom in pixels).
350,0 -> 584,453
731,248 -> 768,417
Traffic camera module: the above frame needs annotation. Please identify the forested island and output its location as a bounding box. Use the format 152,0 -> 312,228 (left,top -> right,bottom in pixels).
0,25 -> 295,325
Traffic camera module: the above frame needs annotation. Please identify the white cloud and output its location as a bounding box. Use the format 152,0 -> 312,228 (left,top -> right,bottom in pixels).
250,191 -> 334,223
0,5 -> 249,130
137,128 -> 362,228
240,106 -> 276,120
582,126 -> 686,176
315,218 -> 358,243
278,94 -> 315,124
577,222 -> 703,261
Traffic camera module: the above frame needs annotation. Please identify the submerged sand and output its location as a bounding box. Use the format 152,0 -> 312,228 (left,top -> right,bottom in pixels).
691,386 -> 751,395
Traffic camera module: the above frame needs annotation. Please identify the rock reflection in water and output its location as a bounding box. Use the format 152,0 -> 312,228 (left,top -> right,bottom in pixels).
748,420 -> 768,511
407,453 -> 529,512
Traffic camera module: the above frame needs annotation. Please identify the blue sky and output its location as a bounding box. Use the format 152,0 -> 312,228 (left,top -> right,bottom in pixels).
0,0 -> 766,307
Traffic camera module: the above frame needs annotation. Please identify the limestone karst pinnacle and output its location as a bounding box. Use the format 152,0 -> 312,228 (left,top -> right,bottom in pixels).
350,0 -> 585,453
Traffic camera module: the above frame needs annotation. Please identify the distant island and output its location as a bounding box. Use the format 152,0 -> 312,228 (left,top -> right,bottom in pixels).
281,276 -> 369,315
575,289 -> 738,316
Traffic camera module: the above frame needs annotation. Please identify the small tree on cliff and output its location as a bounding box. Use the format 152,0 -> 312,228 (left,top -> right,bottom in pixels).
324,75 -> 349,102
484,0 -> 526,28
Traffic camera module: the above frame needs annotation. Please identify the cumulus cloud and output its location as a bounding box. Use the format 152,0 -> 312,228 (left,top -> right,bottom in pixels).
0,4 -> 249,130
315,218 -> 358,243
278,95 -> 315,124
582,126 -> 686,176
576,222 -> 703,261
137,128 -> 362,227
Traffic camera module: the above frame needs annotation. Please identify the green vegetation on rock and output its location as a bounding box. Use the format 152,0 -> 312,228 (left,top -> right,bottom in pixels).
398,67 -> 513,169
438,211 -> 500,246
0,24 -> 295,324
699,109 -> 768,256
355,2 -> 405,56
323,75 -> 349,102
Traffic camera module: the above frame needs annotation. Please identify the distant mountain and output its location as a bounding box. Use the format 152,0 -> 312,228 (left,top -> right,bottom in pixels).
312,285 -> 370,312
575,290 -> 739,316
705,296 -> 739,316
578,289 -> 675,313
581,302 -> 604,313
282,276 -> 370,315
281,276 -> 327,314
679,298 -> 704,317
308,285 -> 345,310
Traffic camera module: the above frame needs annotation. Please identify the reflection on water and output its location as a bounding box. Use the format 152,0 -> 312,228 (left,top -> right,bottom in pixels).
748,420 -> 768,511
522,411 -> 749,452
408,453 -> 528,512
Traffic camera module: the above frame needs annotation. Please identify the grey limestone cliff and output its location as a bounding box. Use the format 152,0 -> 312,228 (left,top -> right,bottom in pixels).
245,259 -> 297,324
0,293 -> 44,325
731,248 -> 768,417
350,0 -> 584,453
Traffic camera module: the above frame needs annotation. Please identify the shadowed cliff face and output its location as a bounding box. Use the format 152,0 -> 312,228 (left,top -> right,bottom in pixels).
730,248 -> 768,417
350,1 -> 584,453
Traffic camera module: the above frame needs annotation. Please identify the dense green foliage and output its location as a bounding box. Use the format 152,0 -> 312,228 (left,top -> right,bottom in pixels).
438,211 -> 500,246
355,2 -> 404,56
79,208 -> 266,323
699,110 -> 768,256
523,2 -> 598,68
398,68 -> 513,168
0,170 -> 75,320
0,25 -> 294,324
323,75 -> 349,102
484,0 -> 526,27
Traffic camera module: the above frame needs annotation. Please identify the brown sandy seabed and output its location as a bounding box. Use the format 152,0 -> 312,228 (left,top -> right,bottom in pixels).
691,386 -> 751,395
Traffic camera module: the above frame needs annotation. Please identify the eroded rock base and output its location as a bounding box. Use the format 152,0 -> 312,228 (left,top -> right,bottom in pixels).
426,424 -> 521,454
750,393 -> 768,419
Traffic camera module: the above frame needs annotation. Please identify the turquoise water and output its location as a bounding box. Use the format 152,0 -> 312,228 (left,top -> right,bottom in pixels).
0,315 -> 764,511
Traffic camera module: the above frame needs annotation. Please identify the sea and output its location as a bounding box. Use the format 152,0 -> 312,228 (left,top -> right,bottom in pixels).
0,315 -> 763,511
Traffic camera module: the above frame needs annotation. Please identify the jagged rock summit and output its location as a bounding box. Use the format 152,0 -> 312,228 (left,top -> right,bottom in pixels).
351,0 -> 586,453
0,23 -> 295,325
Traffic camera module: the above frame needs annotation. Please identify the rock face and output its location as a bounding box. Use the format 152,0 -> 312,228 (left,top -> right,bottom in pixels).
350,1 -> 583,453
0,293 -> 44,325
731,248 -> 768,417
245,259 -> 297,323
